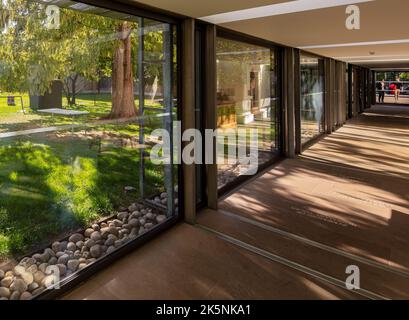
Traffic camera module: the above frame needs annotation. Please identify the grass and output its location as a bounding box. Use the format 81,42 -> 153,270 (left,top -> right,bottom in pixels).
0,93 -> 169,134
0,93 -> 171,259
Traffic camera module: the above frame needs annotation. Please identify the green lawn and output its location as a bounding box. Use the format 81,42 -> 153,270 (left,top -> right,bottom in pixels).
0,93 -> 168,134
0,93 -> 171,259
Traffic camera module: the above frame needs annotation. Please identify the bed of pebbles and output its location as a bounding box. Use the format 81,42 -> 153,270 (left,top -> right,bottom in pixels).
217,152 -> 271,188
0,191 -> 178,300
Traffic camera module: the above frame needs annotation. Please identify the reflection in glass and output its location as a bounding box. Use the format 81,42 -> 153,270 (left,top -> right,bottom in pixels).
216,37 -> 278,189
0,0 -> 178,298
300,55 -> 325,144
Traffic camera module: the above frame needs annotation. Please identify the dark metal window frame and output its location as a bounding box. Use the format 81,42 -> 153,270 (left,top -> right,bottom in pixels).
348,64 -> 353,119
194,22 -> 208,209
79,0 -> 185,24
32,0 -> 184,300
214,27 -> 285,197
298,50 -> 327,153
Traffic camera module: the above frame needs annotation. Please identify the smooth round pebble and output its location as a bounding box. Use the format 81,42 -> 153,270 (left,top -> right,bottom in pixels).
84,228 -> 94,237
56,264 -> 67,275
57,254 -> 69,265
28,282 -> 39,292
1,277 -> 13,288
10,279 -> 28,293
0,287 -> 11,299
107,246 -> 115,254
156,215 -> 166,224
33,271 -> 45,284
90,231 -> 101,241
10,291 -> 21,300
67,260 -> 80,272
20,292 -> 32,300
90,245 -> 101,258
51,242 -> 61,253
67,242 -> 76,252
68,233 -> 84,243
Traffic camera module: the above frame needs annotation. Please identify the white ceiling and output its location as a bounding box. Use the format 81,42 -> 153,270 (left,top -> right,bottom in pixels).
130,0 -> 409,69
130,0 -> 293,18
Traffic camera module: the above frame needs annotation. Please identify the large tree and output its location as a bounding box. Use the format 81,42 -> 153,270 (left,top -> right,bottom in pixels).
109,21 -> 137,119
0,0 -> 143,119
0,1 -> 105,95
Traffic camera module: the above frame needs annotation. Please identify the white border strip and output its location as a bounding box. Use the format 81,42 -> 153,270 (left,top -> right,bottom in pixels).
299,39 -> 409,49
334,55 -> 409,60
344,58 -> 409,63
200,0 -> 374,24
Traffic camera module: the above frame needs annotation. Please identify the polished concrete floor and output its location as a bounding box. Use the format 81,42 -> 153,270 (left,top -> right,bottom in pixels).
65,105 -> 409,300
382,96 -> 409,105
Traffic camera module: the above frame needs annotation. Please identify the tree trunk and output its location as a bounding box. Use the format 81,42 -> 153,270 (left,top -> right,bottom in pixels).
63,81 -> 71,106
62,78 -> 71,106
71,74 -> 78,106
109,22 -> 137,119
97,76 -> 101,95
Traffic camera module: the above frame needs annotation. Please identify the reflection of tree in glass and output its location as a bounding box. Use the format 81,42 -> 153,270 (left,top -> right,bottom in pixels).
0,0 -> 168,119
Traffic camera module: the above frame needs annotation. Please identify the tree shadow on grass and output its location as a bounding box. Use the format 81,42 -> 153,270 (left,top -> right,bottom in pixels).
0,129 -> 165,262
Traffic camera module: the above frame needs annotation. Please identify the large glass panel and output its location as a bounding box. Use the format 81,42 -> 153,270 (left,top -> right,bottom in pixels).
0,0 -> 178,299
216,37 -> 279,189
300,54 -> 325,144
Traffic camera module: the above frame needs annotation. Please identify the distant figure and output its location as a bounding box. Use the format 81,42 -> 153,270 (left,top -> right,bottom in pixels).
390,83 -> 396,98
395,78 -> 402,102
377,79 -> 385,103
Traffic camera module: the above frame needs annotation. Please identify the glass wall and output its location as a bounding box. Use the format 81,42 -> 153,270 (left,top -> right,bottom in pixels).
0,0 -> 178,299
216,37 -> 279,188
300,54 -> 325,144
216,37 -> 279,189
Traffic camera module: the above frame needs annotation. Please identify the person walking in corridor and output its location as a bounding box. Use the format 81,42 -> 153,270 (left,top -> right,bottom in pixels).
395,78 -> 402,102
377,79 -> 385,103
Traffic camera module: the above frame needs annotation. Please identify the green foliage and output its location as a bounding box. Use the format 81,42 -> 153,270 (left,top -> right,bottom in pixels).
0,2 -> 173,260
399,72 -> 409,80
376,72 -> 409,81
0,0 -> 169,98
0,133 -> 163,258
0,0 -> 119,95
0,232 -> 10,257
0,93 -> 167,258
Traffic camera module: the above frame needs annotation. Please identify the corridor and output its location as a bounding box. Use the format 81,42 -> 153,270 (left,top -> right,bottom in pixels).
65,105 -> 409,300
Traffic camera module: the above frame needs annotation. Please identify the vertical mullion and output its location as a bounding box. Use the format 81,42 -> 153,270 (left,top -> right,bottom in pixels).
324,58 -> 331,134
182,19 -> 197,223
284,47 -> 296,157
270,49 -> 275,153
163,23 -> 174,217
204,24 -> 218,209
138,17 -> 145,200
294,49 -> 301,154
348,64 -> 353,119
